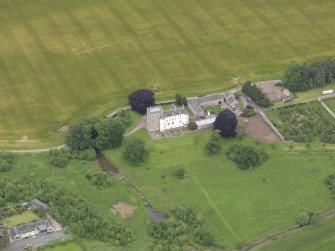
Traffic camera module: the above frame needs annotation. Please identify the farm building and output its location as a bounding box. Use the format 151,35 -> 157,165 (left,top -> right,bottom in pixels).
188,94 -> 224,118
29,199 -> 50,213
223,92 -> 241,113
9,220 -> 54,240
147,106 -> 189,132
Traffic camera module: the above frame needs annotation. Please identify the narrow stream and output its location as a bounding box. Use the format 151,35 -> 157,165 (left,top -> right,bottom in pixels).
96,152 -> 166,222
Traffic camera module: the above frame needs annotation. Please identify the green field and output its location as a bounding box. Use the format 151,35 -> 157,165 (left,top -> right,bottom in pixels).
259,216 -> 335,251
3,211 -> 40,227
1,0 -> 335,147
105,129 -> 335,249
41,242 -> 83,251
324,97 -> 335,113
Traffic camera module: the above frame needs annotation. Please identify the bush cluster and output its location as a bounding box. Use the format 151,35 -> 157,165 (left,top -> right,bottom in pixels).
72,148 -> 96,161
85,171 -> 114,187
50,149 -> 72,168
283,59 -> 335,92
114,110 -> 132,128
174,168 -> 186,179
175,93 -> 187,106
241,105 -> 256,117
187,121 -> 198,130
0,178 -> 133,246
0,152 -> 15,172
227,144 -> 268,170
296,212 -> 316,226
325,174 -> 335,193
242,81 -> 271,107
270,103 -> 335,143
205,131 -> 221,155
150,207 -> 215,250
123,138 -> 148,166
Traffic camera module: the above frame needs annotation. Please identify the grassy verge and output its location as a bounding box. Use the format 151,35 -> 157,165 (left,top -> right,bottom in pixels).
3,211 -> 40,227
105,129 -> 335,249
39,241 -> 83,251
259,216 -> 335,251
324,97 -> 335,113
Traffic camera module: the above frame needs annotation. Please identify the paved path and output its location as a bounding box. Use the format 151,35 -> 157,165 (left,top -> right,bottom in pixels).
3,231 -> 71,251
124,116 -> 146,137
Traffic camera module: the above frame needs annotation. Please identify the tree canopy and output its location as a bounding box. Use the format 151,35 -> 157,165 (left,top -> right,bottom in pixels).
123,137 -> 148,166
214,109 -> 237,137
128,89 -> 155,114
66,117 -> 125,151
241,81 -> 271,107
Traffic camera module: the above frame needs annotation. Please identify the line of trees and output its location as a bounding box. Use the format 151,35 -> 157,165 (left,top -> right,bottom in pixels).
0,177 -> 133,246
242,81 -> 271,107
283,59 -> 335,92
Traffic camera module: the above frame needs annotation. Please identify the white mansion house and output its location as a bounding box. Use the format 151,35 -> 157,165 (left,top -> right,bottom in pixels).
147,106 -> 189,132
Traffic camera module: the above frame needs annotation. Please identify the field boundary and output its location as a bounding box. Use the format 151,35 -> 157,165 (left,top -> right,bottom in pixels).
317,94 -> 335,119
257,109 -> 285,142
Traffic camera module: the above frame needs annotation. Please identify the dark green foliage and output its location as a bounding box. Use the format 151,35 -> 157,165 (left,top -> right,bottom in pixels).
172,207 -> 203,228
205,131 -> 221,155
227,144 -> 268,170
174,168 -> 186,180
0,178 -> 133,245
187,121 -> 198,130
114,110 -> 132,127
128,89 -> 155,114
0,152 -> 15,172
33,206 -> 46,218
50,149 -> 72,168
85,171 -> 114,187
0,227 -> 9,248
325,174 -> 335,193
72,148 -> 96,161
194,228 -> 215,246
66,117 -> 125,151
296,212 -> 316,226
242,81 -> 272,107
270,103 -> 335,143
214,109 -> 238,137
241,106 -> 256,117
123,138 -> 148,166
93,119 -> 125,150
283,59 -> 335,92
150,217 -> 188,250
175,93 -> 187,106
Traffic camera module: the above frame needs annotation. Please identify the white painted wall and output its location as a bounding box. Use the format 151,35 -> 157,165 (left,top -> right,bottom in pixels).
160,114 -> 189,132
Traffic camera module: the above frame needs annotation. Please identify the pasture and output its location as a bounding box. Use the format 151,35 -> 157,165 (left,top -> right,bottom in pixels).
1,0 -> 335,147
105,129 -> 335,249
41,242 -> 83,251
260,216 -> 335,251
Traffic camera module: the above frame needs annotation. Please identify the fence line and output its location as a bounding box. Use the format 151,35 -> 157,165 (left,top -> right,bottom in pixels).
257,109 -> 285,143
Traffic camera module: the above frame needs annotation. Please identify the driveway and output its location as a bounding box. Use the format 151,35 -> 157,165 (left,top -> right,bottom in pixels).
3,231 -> 72,251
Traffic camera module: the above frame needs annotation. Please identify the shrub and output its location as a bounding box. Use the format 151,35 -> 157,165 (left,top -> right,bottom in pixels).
227,144 -> 268,170
174,168 -> 186,179
241,106 -> 256,117
50,149 -> 72,168
115,110 -> 132,127
242,81 -> 271,107
123,138 -> 148,166
205,131 -> 221,155
72,148 -> 96,161
325,174 -> 335,193
194,228 -> 215,246
296,212 -> 316,226
172,207 -> 203,228
187,121 -> 198,130
0,152 -> 15,172
86,171 -> 114,187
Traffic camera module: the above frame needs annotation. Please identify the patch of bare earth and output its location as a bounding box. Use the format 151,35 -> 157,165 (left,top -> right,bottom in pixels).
16,135 -> 38,144
110,202 -> 137,219
58,125 -> 69,133
232,76 -> 246,85
240,114 -> 280,143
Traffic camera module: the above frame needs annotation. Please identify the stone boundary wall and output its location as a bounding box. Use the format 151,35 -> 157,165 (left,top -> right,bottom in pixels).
257,109 -> 285,143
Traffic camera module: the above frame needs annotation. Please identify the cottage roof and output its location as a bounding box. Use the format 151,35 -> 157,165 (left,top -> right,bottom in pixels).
187,99 -> 204,114
10,220 -> 52,237
197,94 -> 223,104
161,107 -> 188,118
29,199 -> 49,211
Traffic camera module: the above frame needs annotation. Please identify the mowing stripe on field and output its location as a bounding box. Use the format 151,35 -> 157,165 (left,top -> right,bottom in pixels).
187,167 -> 239,241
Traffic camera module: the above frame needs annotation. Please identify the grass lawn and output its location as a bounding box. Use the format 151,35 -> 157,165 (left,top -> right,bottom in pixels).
41,242 -> 83,251
324,97 -> 335,113
1,0 -> 335,147
3,211 -> 40,227
105,129 -> 335,249
259,216 -> 335,251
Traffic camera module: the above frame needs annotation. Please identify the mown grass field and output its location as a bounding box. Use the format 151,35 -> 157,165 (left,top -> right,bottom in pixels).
105,129 -> 335,249
259,216 -> 335,251
1,0 -> 335,147
3,210 -> 40,227
41,242 -> 83,251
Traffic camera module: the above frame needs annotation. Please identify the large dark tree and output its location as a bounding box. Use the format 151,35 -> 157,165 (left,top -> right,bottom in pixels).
128,89 -> 155,114
66,117 -> 125,151
214,109 -> 237,137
